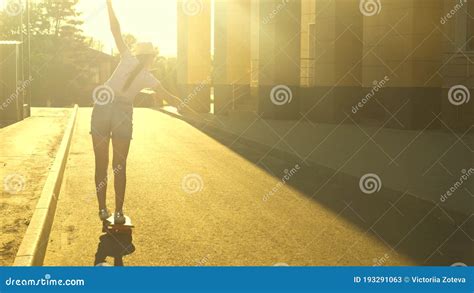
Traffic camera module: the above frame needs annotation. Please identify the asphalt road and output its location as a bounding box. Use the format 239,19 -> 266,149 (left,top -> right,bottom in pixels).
43,108 -> 471,266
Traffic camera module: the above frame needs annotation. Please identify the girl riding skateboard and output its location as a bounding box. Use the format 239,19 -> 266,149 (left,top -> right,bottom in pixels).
91,0 -> 187,224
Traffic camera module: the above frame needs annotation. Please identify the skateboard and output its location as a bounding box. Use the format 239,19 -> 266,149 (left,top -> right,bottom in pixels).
103,215 -> 134,234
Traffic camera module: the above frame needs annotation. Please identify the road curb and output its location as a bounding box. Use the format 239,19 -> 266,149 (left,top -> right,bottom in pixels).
13,105 -> 79,266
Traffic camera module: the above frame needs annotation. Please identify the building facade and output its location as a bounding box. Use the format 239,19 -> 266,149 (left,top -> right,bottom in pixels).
177,0 -> 473,131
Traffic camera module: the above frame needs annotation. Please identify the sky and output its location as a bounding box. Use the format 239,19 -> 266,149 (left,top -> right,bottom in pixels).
77,0 -> 178,56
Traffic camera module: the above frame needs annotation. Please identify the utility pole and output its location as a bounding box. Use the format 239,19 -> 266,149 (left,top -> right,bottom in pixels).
26,0 -> 32,108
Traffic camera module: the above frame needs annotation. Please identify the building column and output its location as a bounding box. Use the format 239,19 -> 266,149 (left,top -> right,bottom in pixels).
214,0 -> 252,114
361,0 -> 444,129
439,0 -> 473,130
250,0 -> 260,109
177,0 -> 212,113
307,0 -> 363,124
258,0 -> 301,119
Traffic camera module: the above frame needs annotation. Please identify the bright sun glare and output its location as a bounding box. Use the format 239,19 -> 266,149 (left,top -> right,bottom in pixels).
1,0 -> 179,56
78,0 -> 178,56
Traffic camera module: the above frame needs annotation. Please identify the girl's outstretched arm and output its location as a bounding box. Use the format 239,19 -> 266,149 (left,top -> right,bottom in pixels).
106,0 -> 127,54
154,83 -> 181,107
154,83 -> 197,114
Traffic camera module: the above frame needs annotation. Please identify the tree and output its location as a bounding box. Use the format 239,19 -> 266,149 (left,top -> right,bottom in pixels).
0,0 -> 104,106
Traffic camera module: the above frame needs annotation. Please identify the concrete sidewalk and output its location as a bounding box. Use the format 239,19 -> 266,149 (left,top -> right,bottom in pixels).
0,108 -> 72,266
44,108 -> 471,266
159,106 -> 474,216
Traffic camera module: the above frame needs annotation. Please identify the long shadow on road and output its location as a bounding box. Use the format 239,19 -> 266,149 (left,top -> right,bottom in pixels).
94,233 -> 136,266
176,115 -> 473,266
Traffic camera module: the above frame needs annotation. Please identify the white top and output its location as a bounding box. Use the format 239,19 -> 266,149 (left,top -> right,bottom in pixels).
105,50 -> 160,103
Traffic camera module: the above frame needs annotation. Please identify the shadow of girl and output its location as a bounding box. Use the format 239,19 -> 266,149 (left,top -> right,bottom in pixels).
94,233 -> 136,266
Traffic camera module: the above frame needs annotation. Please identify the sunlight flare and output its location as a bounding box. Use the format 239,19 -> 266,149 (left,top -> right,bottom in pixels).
77,0 -> 177,56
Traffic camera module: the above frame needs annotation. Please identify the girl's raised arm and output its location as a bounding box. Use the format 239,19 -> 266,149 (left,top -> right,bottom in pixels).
106,0 -> 127,54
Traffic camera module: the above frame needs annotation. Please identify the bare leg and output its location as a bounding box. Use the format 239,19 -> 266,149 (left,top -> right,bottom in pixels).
92,135 -> 110,211
112,137 -> 131,213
